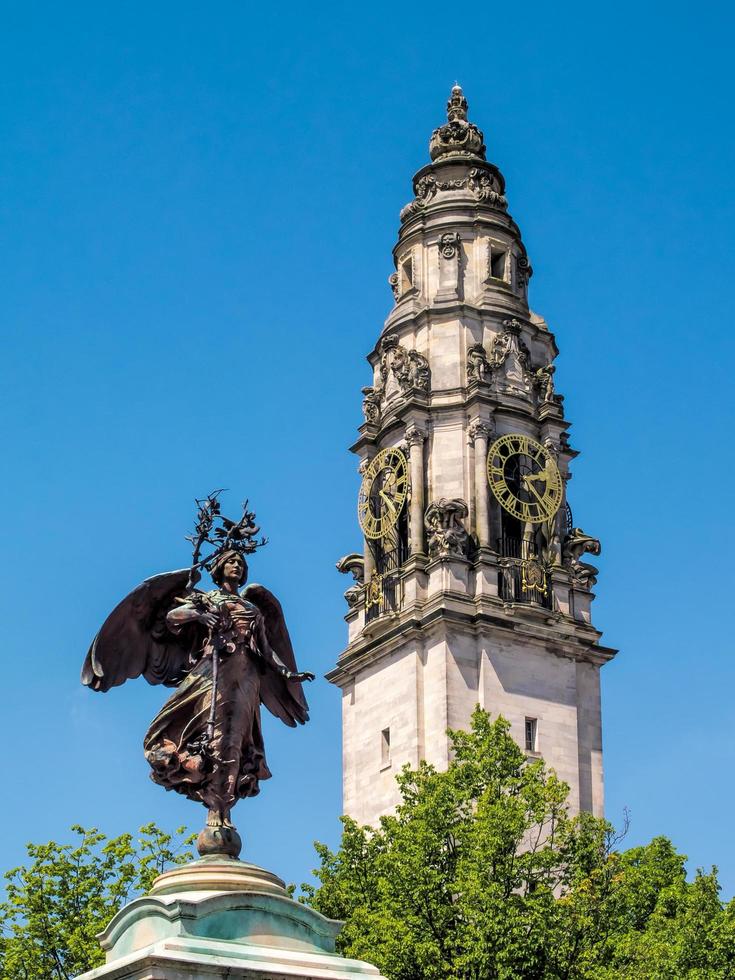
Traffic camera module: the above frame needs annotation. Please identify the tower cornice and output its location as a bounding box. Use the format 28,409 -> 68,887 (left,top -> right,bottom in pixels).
328,598 -> 616,688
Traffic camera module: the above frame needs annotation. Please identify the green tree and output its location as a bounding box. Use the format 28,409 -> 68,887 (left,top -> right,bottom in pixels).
304,708 -> 735,979
0,822 -> 194,979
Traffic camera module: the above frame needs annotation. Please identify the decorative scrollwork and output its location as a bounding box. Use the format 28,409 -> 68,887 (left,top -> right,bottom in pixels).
517,254 -> 533,289
467,167 -> 507,207
521,557 -> 549,597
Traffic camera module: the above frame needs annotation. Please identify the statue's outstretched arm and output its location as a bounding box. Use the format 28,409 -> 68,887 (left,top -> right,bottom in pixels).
257,618 -> 314,683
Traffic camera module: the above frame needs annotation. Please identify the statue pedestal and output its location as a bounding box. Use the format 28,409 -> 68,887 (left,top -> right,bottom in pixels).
76,856 -> 386,979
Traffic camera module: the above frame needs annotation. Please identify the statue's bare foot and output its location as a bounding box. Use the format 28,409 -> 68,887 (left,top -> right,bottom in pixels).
206,808 -> 224,827
223,811 -> 234,829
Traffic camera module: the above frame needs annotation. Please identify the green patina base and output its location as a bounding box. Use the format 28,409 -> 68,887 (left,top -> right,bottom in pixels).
76,856 -> 385,980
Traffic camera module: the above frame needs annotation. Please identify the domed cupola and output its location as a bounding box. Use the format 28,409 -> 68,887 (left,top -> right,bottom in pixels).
389,86 -> 531,324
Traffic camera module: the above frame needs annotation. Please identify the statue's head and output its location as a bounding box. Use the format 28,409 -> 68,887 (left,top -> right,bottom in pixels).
210,549 -> 248,587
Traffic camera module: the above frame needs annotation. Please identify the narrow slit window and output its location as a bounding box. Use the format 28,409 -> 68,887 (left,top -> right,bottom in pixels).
525,717 -> 538,753
491,248 -> 507,280
381,727 -> 391,767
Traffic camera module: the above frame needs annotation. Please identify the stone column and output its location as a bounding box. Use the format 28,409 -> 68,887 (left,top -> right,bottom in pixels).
359,458 -> 376,579
469,420 -> 493,548
405,423 -> 427,554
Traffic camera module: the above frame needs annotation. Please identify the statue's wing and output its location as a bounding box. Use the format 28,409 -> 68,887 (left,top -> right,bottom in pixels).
81,569 -> 202,693
243,583 -> 310,727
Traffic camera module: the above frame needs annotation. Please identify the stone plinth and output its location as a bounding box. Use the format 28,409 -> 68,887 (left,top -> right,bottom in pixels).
76,856 -> 385,980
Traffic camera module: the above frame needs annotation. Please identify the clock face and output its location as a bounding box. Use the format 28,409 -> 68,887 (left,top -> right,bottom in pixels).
358,447 -> 409,540
487,433 -> 562,524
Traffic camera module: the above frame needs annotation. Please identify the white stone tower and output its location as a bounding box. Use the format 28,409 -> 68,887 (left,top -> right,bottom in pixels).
328,87 -> 616,827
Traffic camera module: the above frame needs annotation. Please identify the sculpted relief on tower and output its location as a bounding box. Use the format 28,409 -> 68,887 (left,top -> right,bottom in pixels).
467,343 -> 493,385
490,318 -> 533,396
465,319 -> 564,417
424,498 -> 471,559
562,528 -> 602,590
360,335 -> 431,428
399,165 -> 508,222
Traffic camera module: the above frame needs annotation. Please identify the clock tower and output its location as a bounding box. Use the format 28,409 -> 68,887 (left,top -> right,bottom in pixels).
328,87 -> 616,827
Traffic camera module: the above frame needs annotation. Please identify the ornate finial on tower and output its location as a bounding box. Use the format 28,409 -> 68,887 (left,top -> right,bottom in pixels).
429,84 -> 486,162
447,83 -> 468,121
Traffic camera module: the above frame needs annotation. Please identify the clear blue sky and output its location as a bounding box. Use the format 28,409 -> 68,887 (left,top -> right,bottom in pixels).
2,1 -> 734,895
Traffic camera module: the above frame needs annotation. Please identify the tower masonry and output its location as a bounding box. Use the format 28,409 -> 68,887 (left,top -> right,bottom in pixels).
328,87 -> 616,827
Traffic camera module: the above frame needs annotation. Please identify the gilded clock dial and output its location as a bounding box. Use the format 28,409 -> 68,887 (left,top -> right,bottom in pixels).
358,447 -> 409,540
487,433 -> 562,524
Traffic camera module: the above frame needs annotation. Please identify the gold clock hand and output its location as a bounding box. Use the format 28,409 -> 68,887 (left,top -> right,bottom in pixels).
523,478 -> 547,507
379,489 -> 397,516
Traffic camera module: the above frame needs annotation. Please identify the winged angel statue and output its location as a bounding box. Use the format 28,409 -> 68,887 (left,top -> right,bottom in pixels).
81,492 -> 314,858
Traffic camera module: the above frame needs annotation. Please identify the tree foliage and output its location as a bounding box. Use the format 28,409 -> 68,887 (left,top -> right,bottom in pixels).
0,822 -> 195,979
304,709 -> 735,979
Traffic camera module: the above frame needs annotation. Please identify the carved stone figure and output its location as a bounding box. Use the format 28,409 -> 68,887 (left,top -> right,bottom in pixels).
563,527 -> 602,591
378,334 -> 399,389
81,494 -> 314,860
336,553 -> 365,608
491,318 -> 532,396
568,561 -> 598,590
425,498 -> 471,558
407,350 -> 430,392
378,335 -> 431,400
467,343 -> 492,385
361,386 -> 381,426
388,272 -> 400,300
534,364 -> 557,404
390,343 -> 409,389
563,527 -> 601,563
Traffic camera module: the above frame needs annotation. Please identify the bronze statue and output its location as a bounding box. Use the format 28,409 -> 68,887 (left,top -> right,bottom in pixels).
81,492 -> 314,859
